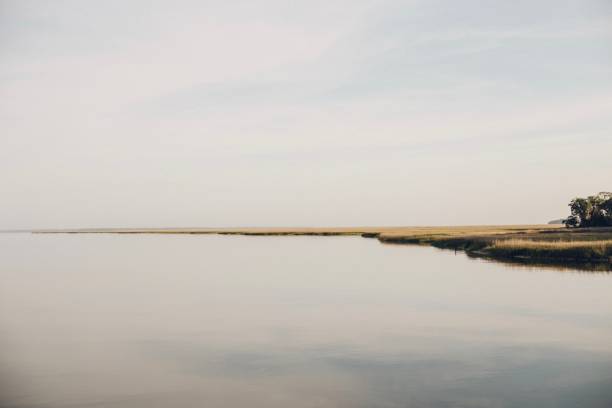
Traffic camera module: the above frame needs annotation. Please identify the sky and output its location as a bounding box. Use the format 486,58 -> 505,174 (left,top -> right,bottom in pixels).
1,0 -> 611,228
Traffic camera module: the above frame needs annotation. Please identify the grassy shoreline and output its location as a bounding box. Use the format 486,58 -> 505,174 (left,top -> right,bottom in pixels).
374,226 -> 612,267
33,225 -> 612,269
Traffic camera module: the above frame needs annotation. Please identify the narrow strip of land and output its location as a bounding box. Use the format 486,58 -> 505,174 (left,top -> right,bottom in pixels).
33,225 -> 612,269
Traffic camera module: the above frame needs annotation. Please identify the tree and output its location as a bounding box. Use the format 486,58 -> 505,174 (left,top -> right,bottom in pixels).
564,192 -> 612,228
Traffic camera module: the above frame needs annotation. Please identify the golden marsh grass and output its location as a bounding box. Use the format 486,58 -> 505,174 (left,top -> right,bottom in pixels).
33,225 -> 612,266
493,239 -> 612,250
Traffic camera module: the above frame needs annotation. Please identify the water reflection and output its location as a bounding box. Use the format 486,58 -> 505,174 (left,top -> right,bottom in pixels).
0,234 -> 611,407
140,339 -> 612,407
464,252 -> 612,273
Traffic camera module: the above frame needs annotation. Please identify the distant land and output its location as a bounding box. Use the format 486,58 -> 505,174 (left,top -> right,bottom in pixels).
548,219 -> 566,225
33,225 -> 612,270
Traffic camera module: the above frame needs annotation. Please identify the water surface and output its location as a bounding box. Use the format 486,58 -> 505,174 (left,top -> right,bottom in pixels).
1,234 -> 611,407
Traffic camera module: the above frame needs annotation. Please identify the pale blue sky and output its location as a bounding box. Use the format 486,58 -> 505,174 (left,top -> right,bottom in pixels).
1,0 -> 611,228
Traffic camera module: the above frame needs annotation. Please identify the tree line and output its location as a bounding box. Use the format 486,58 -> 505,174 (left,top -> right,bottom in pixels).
564,192 -> 612,228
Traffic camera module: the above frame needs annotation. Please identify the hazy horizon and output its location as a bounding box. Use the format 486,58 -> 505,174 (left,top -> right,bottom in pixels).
2,0 -> 611,229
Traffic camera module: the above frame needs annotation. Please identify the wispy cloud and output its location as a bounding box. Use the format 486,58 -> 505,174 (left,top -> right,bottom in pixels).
1,0 -> 611,227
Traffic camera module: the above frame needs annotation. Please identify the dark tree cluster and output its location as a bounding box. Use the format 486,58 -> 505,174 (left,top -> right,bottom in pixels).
564,192 -> 612,228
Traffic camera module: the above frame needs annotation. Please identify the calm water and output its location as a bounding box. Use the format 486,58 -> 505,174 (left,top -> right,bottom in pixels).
1,234 -> 611,408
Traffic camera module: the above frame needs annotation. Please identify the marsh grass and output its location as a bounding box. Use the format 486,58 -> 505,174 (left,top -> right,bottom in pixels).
35,225 -> 612,266
377,227 -> 612,264
492,239 -> 612,250
487,238 -> 612,261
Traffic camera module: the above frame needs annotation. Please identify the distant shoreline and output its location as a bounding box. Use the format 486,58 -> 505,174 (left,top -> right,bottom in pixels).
30,225 -> 555,235
31,225 -> 612,270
